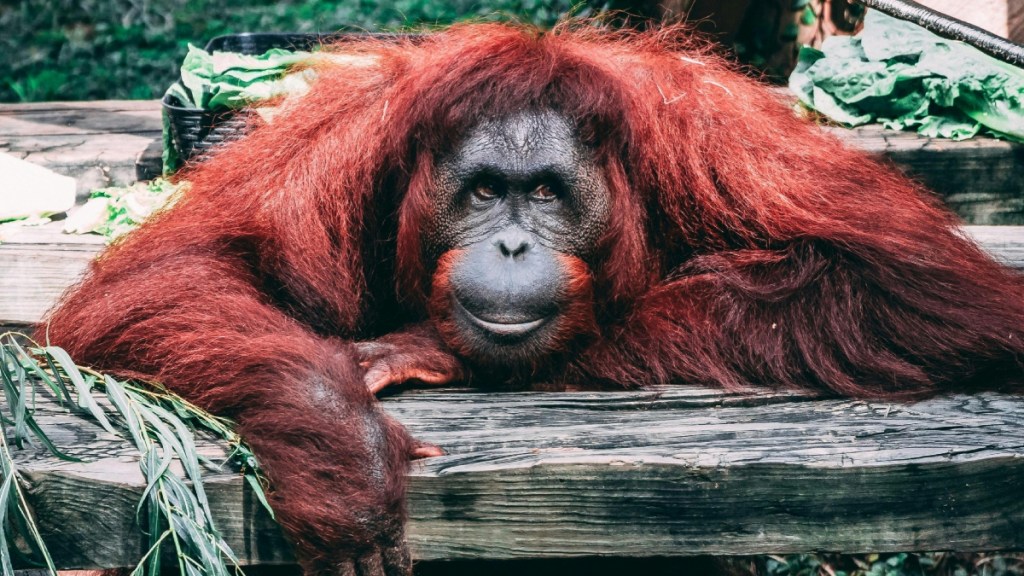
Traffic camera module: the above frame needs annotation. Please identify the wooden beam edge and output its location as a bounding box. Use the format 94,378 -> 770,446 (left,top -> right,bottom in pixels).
17,447 -> 1024,567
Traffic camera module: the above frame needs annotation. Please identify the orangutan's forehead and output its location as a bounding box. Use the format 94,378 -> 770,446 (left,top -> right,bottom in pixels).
484,110 -> 573,151
448,110 -> 583,180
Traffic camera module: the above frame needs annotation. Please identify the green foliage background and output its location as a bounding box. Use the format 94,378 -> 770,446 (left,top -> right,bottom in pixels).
0,0 -> 600,103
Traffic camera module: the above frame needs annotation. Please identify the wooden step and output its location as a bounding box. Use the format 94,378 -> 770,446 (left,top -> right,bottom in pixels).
13,384 -> 1024,567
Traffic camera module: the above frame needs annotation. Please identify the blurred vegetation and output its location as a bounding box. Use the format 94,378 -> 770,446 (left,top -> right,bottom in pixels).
0,0 -> 609,102
0,0 -> 835,102
745,552 -> 1024,576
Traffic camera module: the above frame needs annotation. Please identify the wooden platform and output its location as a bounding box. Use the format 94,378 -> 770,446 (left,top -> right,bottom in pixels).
0,101 -> 161,200
14,385 -> 1024,568
0,222 -> 105,325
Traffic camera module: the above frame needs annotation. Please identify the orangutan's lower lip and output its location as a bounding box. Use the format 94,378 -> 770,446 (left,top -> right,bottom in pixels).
453,298 -> 550,338
469,314 -> 547,336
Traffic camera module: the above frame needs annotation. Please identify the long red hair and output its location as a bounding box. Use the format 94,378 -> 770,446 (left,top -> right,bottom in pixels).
47,22 -> 1024,399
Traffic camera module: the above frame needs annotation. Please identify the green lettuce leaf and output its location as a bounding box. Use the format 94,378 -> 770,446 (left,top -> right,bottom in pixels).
789,10 -> 1024,142
166,44 -> 314,110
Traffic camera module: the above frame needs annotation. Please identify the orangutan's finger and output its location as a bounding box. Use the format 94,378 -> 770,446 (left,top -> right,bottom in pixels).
410,441 -> 445,459
366,364 -> 455,394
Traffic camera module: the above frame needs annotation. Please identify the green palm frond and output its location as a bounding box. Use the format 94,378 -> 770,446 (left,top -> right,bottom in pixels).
0,331 -> 273,576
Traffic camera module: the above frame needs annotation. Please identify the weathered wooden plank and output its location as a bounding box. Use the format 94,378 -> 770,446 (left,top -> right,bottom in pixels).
0,108 -> 161,137
0,101 -> 165,114
0,222 -> 105,325
8,386 -> 1024,568
965,225 -> 1024,267
834,125 -> 1024,225
0,133 -> 161,199
0,101 -> 161,198
1,222 -> 1021,325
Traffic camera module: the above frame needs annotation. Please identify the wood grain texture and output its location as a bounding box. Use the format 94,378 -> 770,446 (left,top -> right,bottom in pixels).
0,101 -> 161,199
8,386 -> 1024,568
964,225 -> 1024,268
2,222 -> 1022,325
0,101 -> 165,114
833,124 -> 1024,225
0,222 -> 104,325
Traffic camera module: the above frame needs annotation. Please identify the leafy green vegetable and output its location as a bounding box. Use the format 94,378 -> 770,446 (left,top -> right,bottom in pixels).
162,45 -> 320,173
64,177 -> 185,241
789,10 -> 1024,141
167,45 -> 313,111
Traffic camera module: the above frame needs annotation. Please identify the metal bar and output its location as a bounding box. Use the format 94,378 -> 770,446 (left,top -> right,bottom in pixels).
855,0 -> 1024,67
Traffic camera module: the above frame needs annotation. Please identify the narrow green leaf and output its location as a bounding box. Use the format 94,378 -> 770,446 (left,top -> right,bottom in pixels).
146,481 -> 162,576
147,403 -> 215,527
25,418 -> 81,462
244,473 -> 275,520
0,471 -> 16,576
0,348 -> 28,446
43,347 -> 118,435
137,449 -> 174,522
11,341 -> 65,404
131,529 -> 171,576
104,376 -> 147,450
184,559 -> 204,576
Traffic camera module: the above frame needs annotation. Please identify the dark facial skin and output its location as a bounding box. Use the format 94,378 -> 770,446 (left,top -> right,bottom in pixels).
428,110 -> 611,365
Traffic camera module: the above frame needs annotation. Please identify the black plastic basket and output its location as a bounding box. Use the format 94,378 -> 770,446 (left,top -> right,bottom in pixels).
163,94 -> 252,166
203,32 -> 417,54
162,32 -> 418,168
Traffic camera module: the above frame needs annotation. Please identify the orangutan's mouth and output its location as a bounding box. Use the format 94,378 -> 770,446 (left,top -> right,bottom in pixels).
452,297 -> 552,339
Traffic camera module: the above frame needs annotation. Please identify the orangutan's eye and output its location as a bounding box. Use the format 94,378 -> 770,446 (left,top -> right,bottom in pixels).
473,183 -> 499,202
530,184 -> 558,202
